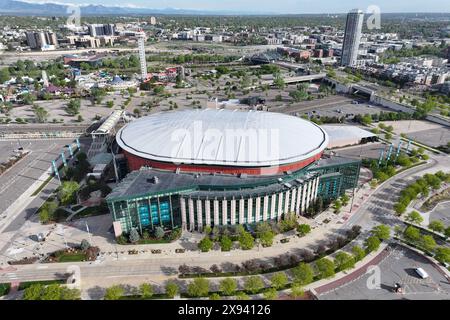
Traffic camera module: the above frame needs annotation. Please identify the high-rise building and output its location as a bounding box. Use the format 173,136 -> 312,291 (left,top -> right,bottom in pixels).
137,32 -> 148,80
341,9 -> 364,67
26,31 -> 58,50
88,24 -> 115,37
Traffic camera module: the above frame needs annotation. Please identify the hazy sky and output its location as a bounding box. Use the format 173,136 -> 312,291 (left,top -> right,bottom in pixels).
23,0 -> 450,13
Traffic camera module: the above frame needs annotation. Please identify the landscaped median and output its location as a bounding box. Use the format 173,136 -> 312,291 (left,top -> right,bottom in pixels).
99,224 -> 392,300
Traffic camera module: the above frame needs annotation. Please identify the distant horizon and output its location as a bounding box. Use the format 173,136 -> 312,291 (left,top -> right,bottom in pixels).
15,0 -> 450,15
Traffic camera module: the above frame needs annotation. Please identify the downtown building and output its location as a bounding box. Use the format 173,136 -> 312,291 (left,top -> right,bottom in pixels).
341,9 -> 364,67
106,109 -> 361,236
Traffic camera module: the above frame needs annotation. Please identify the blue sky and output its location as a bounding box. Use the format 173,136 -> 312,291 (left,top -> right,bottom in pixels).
24,0 -> 450,13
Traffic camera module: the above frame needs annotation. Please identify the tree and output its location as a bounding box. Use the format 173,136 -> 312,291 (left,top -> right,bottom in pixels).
445,226 -> 450,238
290,283 -> 305,298
129,228 -> 140,243
435,247 -> 450,264
239,231 -> 255,250
258,229 -> 275,247
198,236 -> 214,252
428,221 -> 445,233
315,258 -> 335,279
364,236 -> 381,253
297,224 -> 311,236
139,283 -> 154,299
291,263 -> 313,286
235,291 -> 250,300
165,281 -> 179,298
33,106 -> 49,123
80,239 -> 91,251
394,203 -> 407,215
406,211 -> 423,225
219,278 -> 237,296
420,235 -> 437,252
104,285 -> 124,300
270,272 -> 288,290
371,225 -> 391,241
66,99 -> 81,116
58,181 -> 79,205
334,252 -> 355,272
154,226 -> 165,239
332,199 -> 342,213
263,288 -> 278,300
244,276 -> 264,294
273,74 -> 285,90
106,101 -> 114,108
187,278 -> 210,298
341,194 -> 350,206
404,226 -> 421,242
220,235 -> 233,252
351,245 -> 366,262
39,200 -> 58,224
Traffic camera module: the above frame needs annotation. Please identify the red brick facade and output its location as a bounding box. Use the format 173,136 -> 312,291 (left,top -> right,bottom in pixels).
123,150 -> 323,176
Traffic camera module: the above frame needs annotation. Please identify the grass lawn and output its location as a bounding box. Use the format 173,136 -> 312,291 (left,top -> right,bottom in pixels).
57,253 -> 87,262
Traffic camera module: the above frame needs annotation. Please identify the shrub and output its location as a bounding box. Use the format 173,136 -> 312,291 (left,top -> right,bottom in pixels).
139,283 -> 154,299
334,252 -> 355,272
220,235 -> 233,251
154,227 -> 165,239
80,239 -> 91,251
239,231 -> 255,250
364,236 -> 381,253
297,224 -> 311,236
290,283 -> 305,298
198,237 -> 214,252
351,245 -> 366,262
270,272 -> 288,290
315,258 -> 335,279
187,278 -> 209,298
292,262 -> 314,285
165,281 -> 179,299
244,276 -> 264,294
219,278 -> 237,296
104,285 -> 124,300
129,228 -> 140,243
263,288 -> 278,300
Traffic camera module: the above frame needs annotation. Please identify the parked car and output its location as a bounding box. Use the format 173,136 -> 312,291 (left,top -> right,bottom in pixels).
414,267 -> 429,279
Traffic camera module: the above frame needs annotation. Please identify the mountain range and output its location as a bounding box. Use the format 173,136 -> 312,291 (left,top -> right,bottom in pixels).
0,0 -> 271,16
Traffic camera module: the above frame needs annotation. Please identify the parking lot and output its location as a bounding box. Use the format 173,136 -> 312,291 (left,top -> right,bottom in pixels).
429,202 -> 450,228
379,120 -> 450,148
331,142 -> 387,160
318,245 -> 450,300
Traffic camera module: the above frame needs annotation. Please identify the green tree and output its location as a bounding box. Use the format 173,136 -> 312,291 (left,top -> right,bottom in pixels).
371,225 -> 391,241
187,278 -> 210,298
332,199 -> 342,214
428,221 -> 445,233
104,285 -> 124,300
435,247 -> 450,264
420,235 -> 437,252
165,281 -> 179,299
404,226 -> 421,242
40,284 -> 63,300
297,224 -> 311,236
239,231 -> 255,250
263,288 -> 278,300
39,200 -> 58,224
351,245 -> 366,262
273,73 -> 285,90
334,252 -> 355,271
292,262 -> 314,285
198,236 -> 214,252
341,194 -> 350,206
58,181 -> 79,205
244,276 -> 264,294
220,235 -> 233,252
139,283 -> 154,299
394,203 -> 407,215
33,106 -> 49,123
270,272 -> 288,290
106,100 -> 114,108
290,283 -> 305,298
406,211 -> 423,225
66,99 -> 81,116
315,258 -> 335,279
219,278 -> 237,296
445,226 -> 450,238
364,236 -> 381,253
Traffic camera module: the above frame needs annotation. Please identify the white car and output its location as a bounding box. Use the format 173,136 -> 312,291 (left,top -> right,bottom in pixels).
414,267 -> 429,279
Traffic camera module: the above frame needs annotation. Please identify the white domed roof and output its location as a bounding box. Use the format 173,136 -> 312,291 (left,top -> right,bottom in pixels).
117,109 -> 328,167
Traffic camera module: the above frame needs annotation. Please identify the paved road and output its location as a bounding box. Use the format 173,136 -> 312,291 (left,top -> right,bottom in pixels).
318,245 -> 450,300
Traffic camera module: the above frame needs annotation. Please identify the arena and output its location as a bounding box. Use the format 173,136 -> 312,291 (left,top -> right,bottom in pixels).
107,109 -> 361,236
